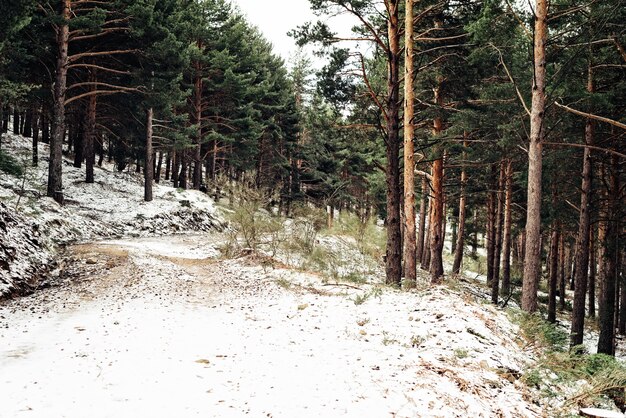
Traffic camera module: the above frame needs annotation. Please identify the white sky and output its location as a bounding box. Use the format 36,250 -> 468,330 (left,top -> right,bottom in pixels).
231,0 -> 358,67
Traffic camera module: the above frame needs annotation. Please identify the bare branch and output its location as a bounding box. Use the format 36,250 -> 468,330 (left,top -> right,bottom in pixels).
554,101 -> 626,131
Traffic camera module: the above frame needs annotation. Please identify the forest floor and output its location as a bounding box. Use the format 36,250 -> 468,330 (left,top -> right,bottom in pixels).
1,233 -> 542,418
0,133 -> 624,417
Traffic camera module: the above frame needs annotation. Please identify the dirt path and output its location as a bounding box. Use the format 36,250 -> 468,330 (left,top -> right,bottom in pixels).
0,235 -> 539,418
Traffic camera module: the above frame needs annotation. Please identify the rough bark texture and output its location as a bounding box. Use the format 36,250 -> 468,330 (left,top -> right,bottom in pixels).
570,102 -> 593,348
501,159 -> 513,296
47,0 -> 70,205
384,0 -> 402,286
588,227 -> 596,318
597,156 -> 619,355
144,108 -> 154,202
85,71 -> 97,184
452,150 -> 467,275
521,0 -> 548,312
429,75 -> 444,283
486,165 -> 497,287
548,223 -> 560,323
402,0 -> 416,285
32,109 -> 39,166
417,177 -> 428,263
491,162 -> 505,304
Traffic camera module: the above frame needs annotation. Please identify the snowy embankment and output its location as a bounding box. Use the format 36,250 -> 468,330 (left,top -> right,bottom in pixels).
0,133 -> 223,298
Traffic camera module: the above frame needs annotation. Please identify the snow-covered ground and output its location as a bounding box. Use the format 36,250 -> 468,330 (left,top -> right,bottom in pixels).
0,133 -> 222,297
1,234 -> 541,418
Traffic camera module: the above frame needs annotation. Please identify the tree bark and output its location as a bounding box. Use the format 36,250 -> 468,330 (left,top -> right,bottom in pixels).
32,108 -> 40,166
521,0 -> 548,312
429,73 -> 445,283
23,108 -> 33,138
144,108 -> 153,202
452,147 -> 468,275
501,159 -> 513,296
548,222 -> 560,323
589,226 -> 596,318
491,162 -> 505,304
597,156 -> 619,355
13,109 -> 20,135
384,0 -> 402,286
486,164 -> 497,287
559,234 -> 566,311
47,0 -> 70,204
570,95 -> 594,348
403,0 -> 416,285
417,176 -> 428,263
193,53 -> 203,190
85,70 -> 97,184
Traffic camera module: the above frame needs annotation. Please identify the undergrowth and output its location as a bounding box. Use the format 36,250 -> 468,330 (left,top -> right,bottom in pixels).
0,150 -> 24,176
512,311 -> 626,415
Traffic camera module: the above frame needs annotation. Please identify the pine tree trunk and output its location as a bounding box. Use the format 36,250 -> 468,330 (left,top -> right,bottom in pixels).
429,156 -> 444,282
384,0 -> 402,286
193,56 -> 203,190
559,234 -> 566,311
179,153 -> 188,189
522,0 -> 548,313
598,156 -> 619,355
73,117 -> 84,168
589,227 -> 596,318
165,152 -> 172,181
548,222 -> 560,323
41,110 -> 49,144
23,108 -> 32,138
417,177 -> 428,263
486,165 -> 497,287
619,254 -> 626,335
501,159 -> 513,296
155,151 -> 163,184
570,83 -> 594,347
452,158 -> 467,275
403,0 -> 416,285
85,71 -> 97,184
13,109 -> 20,135
422,195 -> 432,270
491,162 -> 505,304
172,152 -> 180,188
144,108 -> 153,202
1,105 -> 8,133
32,109 -> 39,166
47,0 -> 70,204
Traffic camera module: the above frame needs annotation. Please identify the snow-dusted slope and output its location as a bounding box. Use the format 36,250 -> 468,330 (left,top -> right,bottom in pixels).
0,133 -> 223,298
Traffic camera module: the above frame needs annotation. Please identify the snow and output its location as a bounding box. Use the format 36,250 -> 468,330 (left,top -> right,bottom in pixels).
1,235 -> 541,418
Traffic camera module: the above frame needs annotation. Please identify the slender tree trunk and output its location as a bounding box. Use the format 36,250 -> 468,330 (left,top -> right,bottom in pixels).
41,110 -> 49,144
548,222 -> 560,323
429,74 -> 445,283
598,156 -> 619,355
384,0 -> 402,286
155,151 -> 163,184
13,109 -> 20,135
47,0 -> 70,204
589,226 -> 596,318
85,71 -> 97,184
559,234 -> 566,311
0,104 -> 4,149
491,162 -> 505,304
501,159 -> 513,296
172,151 -> 180,188
23,108 -> 33,138
522,0 -> 548,313
32,109 -> 40,166
422,195 -> 432,270
1,105 -> 7,134
403,0 -> 416,285
165,152 -> 172,181
144,108 -> 153,202
179,153 -> 188,189
570,86 -> 594,347
193,54 -> 203,190
417,177 -> 428,262
452,149 -> 468,275
486,165 -> 497,286
619,255 -> 625,335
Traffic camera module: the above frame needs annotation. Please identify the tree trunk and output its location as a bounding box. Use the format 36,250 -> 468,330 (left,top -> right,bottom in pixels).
501,159 -> 513,296
486,164 -> 497,287
417,177 -> 428,263
1,105 -> 8,133
548,222 -> 560,323
429,73 -> 445,283
73,117 -> 84,168
193,55 -> 203,190
165,151 -> 172,181
422,195 -> 432,270
521,0 -> 548,313
155,151 -> 163,184
13,109 -> 20,135
384,0 -> 402,286
23,108 -> 33,138
452,152 -> 467,275
47,0 -> 70,204
172,151 -> 180,188
41,110 -> 49,144
403,0 -> 416,285
559,234 -> 566,311
589,226 -> 596,318
85,71 -> 97,184
32,109 -> 39,166
570,83 -> 594,347
144,108 -> 153,202
597,156 -> 619,355
491,162 -> 505,304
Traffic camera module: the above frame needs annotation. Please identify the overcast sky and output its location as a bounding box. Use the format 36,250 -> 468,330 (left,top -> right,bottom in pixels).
231,0 -> 357,67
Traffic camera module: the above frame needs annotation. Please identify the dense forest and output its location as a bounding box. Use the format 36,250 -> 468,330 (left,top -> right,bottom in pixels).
0,0 -> 624,362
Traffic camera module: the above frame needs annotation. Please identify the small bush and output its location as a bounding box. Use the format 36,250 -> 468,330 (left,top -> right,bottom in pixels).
0,150 -> 24,176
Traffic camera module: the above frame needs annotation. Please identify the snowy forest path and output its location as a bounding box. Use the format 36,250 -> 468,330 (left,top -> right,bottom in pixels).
0,234 -> 541,418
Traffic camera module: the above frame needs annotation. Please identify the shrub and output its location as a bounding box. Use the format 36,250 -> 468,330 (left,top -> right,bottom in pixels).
0,150 -> 24,177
